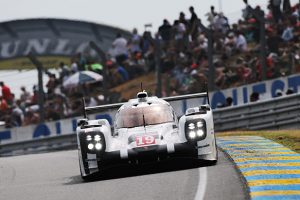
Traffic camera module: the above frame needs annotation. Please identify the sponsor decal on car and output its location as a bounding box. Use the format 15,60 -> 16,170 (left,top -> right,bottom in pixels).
135,135 -> 156,146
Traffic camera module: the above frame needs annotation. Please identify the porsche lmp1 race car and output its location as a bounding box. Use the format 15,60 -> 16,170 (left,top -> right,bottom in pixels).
77,90 -> 217,180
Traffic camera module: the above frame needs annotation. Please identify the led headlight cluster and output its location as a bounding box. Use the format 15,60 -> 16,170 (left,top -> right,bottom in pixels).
185,119 -> 206,141
86,134 -> 104,151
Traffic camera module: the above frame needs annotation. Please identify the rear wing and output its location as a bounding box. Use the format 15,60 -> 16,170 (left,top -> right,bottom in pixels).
82,90 -> 210,119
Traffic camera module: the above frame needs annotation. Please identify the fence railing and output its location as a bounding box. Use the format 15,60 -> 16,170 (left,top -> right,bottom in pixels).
213,93 -> 300,131
0,134 -> 77,156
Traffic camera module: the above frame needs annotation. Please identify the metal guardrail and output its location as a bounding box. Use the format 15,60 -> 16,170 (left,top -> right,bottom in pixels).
213,93 -> 300,131
1,93 -> 299,156
0,134 -> 77,156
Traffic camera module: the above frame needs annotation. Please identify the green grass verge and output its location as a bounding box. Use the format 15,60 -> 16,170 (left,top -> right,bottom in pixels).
217,130 -> 300,153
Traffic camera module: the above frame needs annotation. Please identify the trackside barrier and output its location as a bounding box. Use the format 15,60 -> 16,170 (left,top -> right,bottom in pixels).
213,93 -> 300,131
0,134 -> 77,156
1,93 -> 300,156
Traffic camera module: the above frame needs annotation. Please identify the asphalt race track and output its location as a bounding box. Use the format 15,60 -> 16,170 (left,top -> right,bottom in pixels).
0,150 -> 247,200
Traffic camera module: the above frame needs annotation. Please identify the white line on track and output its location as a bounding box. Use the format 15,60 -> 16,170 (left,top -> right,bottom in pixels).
194,167 -> 207,200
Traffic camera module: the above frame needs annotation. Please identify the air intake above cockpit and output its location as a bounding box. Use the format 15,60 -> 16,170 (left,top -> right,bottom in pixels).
137,91 -> 148,102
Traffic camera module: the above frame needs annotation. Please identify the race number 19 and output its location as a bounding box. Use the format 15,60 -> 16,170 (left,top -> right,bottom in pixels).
136,135 -> 156,146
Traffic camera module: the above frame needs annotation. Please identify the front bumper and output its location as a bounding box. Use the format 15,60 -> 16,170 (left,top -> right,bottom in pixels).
92,142 -> 199,167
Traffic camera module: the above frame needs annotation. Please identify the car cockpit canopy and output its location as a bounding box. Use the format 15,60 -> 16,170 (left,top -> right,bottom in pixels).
116,104 -> 175,128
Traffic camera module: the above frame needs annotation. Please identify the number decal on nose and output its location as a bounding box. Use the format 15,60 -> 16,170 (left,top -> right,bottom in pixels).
136,135 -> 156,146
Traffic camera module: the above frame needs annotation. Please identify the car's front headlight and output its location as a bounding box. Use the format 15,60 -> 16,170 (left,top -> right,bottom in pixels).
95,143 -> 103,150
94,135 -> 101,142
81,131 -> 106,153
87,143 -> 94,150
185,119 -> 207,141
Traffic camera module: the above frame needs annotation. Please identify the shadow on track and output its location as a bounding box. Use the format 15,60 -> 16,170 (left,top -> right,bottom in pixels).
64,158 -> 214,185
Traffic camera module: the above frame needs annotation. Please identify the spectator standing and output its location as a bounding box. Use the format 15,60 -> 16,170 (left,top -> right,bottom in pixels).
158,19 -> 173,46
140,31 -> 154,56
283,0 -> 291,14
206,6 -> 218,26
0,81 -> 13,105
112,33 -> 128,65
179,12 -> 189,26
174,20 -> 187,52
210,5 -> 218,17
219,13 -> 230,34
189,6 -> 199,40
129,28 -> 141,53
189,6 -> 198,26
270,0 -> 282,23
20,86 -> 31,103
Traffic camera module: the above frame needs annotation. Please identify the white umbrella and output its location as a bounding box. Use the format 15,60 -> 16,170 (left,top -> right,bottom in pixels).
63,71 -> 103,88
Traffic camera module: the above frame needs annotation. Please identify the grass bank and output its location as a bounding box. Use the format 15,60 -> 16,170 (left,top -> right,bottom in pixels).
217,130 -> 300,153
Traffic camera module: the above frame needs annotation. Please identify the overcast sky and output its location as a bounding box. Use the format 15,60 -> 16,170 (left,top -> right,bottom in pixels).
1,0 -> 299,34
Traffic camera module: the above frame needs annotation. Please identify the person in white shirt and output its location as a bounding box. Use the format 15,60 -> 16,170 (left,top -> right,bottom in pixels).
112,33 -> 128,64
20,86 -> 31,103
112,33 -> 128,57
235,31 -> 248,52
174,20 -> 186,40
70,58 -> 78,74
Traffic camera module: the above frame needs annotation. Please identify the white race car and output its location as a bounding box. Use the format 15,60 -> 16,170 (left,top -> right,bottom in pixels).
77,91 -> 218,180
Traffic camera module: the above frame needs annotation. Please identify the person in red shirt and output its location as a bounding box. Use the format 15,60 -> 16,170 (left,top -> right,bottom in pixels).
0,96 -> 8,113
0,81 -> 13,105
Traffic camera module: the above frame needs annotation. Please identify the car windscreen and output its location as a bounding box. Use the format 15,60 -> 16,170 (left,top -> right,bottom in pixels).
116,104 -> 174,128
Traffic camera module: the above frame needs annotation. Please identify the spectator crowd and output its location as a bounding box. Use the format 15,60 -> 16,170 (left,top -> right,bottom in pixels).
1,0 -> 300,127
